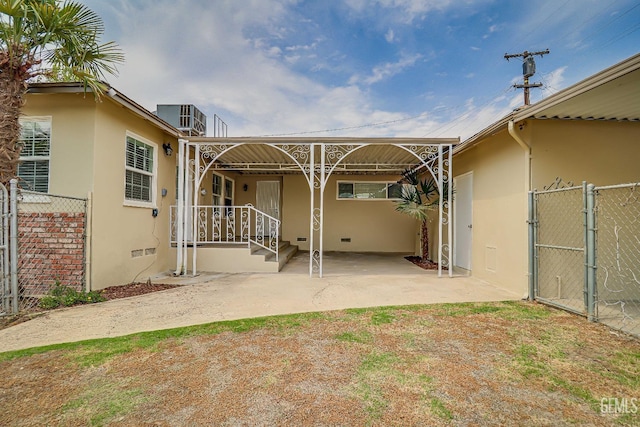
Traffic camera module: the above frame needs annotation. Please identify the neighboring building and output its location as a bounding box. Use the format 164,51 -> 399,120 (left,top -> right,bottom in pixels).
452,53 -> 640,296
21,83 -> 183,290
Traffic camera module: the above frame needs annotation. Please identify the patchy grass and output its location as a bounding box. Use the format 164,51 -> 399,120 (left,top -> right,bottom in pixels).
59,379 -> 147,426
0,301 -> 638,426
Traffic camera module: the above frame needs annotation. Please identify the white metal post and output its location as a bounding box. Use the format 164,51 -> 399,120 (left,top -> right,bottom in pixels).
319,144 -> 325,278
192,144 -> 200,276
309,145 -> 315,277
437,145 -> 443,277
174,138 -> 186,276
183,141 -> 191,275
447,146 -> 453,277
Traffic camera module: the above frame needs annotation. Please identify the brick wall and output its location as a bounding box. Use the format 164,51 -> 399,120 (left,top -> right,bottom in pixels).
18,212 -> 85,295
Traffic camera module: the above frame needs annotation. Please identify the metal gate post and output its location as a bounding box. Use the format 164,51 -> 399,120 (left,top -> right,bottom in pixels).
9,179 -> 18,314
528,191 -> 536,301
585,183 -> 597,322
582,181 -> 588,311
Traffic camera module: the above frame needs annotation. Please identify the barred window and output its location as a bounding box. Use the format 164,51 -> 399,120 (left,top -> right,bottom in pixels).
18,118 -> 51,193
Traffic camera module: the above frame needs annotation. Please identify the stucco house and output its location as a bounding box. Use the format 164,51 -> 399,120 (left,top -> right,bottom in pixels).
452,53 -> 640,297
21,83 -> 182,290
21,83 -> 457,290
22,53 -> 637,295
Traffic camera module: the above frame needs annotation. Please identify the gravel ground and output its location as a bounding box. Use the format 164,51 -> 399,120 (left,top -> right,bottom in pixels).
0,301 -> 639,426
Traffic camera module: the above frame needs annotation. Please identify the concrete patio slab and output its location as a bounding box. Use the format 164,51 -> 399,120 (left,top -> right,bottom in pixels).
0,252 -> 520,353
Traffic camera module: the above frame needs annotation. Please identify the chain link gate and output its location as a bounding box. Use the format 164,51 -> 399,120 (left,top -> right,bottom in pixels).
530,182 -> 640,337
530,184 -> 587,315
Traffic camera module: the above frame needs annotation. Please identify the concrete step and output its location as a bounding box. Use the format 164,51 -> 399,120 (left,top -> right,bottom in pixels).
250,240 -> 298,271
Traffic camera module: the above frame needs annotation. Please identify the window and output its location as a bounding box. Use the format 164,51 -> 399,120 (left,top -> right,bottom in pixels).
337,181 -> 407,200
224,177 -> 234,207
212,173 -> 222,206
18,118 -> 51,193
125,134 -> 156,205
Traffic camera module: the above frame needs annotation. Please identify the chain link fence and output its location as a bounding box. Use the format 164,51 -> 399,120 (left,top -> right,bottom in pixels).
533,186 -> 586,315
531,182 -> 640,337
594,183 -> 640,335
16,190 -> 87,311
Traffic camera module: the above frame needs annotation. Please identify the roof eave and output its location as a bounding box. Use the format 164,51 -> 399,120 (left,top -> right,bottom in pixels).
27,82 -> 183,138
513,52 -> 640,122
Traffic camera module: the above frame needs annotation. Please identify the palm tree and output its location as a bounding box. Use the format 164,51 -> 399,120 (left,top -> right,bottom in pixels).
0,0 -> 123,186
395,169 -> 448,263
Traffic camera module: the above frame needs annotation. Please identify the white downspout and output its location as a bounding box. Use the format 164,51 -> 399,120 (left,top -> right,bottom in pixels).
508,120 -> 532,191
174,138 -> 186,276
508,120 -> 533,300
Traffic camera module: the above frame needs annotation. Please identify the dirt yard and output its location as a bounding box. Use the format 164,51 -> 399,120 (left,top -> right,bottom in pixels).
0,301 -> 638,426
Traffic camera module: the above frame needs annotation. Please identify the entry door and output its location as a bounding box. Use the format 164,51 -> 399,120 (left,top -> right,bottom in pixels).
454,172 -> 473,270
256,181 -> 281,234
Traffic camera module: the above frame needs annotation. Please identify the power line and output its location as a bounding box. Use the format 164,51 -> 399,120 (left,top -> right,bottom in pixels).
256,110 -> 433,137
504,49 -> 550,106
424,84 -> 516,138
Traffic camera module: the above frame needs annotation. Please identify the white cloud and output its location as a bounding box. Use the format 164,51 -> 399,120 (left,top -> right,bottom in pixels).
385,28 -> 396,43
350,53 -> 423,85
79,0 -> 389,137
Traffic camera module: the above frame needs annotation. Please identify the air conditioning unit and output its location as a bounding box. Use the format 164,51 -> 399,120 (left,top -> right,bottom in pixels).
156,104 -> 207,136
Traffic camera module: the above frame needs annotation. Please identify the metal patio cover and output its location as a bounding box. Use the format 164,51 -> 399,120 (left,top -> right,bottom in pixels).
174,136 -> 459,278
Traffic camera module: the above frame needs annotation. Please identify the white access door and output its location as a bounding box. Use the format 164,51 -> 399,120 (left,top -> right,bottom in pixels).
454,172 -> 473,270
256,181 -> 281,234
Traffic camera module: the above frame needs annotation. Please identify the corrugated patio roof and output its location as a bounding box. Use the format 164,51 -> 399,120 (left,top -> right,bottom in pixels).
186,136 -> 459,175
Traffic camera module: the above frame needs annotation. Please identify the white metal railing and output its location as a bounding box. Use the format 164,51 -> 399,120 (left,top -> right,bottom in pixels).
170,204 -> 280,261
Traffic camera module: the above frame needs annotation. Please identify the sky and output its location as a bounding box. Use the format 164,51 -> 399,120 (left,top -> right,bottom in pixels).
78,0 -> 640,140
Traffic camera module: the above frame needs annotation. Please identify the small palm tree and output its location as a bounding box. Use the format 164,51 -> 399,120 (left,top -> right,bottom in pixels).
0,0 -> 124,186
395,169 -> 448,262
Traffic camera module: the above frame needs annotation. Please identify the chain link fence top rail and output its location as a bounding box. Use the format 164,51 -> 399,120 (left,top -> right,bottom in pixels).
17,190 -> 87,311
594,183 -> 640,337
534,186 -> 586,315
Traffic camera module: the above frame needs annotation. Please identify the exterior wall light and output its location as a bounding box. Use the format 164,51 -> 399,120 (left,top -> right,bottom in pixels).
162,143 -> 173,156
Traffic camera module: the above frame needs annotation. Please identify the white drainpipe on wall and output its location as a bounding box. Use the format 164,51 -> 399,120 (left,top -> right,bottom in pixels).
174,138 -> 187,276
508,120 -> 532,191
508,119 -> 533,300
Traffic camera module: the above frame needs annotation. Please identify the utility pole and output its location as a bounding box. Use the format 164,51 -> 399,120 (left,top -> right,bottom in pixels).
504,49 -> 549,106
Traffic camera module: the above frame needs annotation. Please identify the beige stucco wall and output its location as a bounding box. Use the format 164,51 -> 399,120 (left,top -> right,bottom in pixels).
22,93 -> 96,198
453,129 -> 529,296
89,100 -> 178,289
24,92 -> 179,290
453,119 -> 640,297
531,120 -> 640,188
530,120 -> 640,302
277,174 -> 417,253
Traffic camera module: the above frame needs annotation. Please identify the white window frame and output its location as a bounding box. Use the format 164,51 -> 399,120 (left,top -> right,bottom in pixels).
123,132 -> 158,208
211,172 -> 223,206
224,176 -> 234,207
18,116 -> 52,196
336,180 -> 408,200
